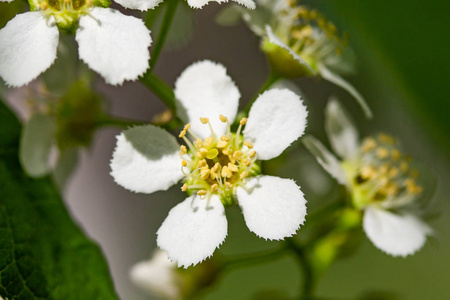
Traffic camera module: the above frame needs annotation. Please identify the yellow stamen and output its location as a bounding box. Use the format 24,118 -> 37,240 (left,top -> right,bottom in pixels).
219,115 -> 228,123
249,150 -> 256,158
376,147 -> 389,159
228,163 -> 239,173
211,184 -> 219,193
181,183 -> 188,192
220,135 -> 230,142
200,117 -> 209,124
243,140 -> 253,149
233,151 -> 243,160
179,130 -> 187,138
200,168 -> 210,180
195,138 -> 203,148
217,140 -> 228,148
197,190 -> 207,196
180,145 -> 187,155
181,160 -> 187,167
240,118 -> 247,126
197,159 -> 207,168
203,137 -> 213,148
40,2 -> 49,10
362,138 -> 377,152
240,171 -> 249,180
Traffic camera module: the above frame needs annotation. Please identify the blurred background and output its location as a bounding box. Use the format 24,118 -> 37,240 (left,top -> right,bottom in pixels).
2,0 -> 449,299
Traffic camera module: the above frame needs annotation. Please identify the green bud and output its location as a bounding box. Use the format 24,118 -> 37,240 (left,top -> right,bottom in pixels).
261,37 -> 315,78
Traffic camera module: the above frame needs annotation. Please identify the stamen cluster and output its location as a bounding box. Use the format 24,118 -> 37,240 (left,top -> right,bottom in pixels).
277,1 -> 347,69
35,0 -> 93,31
347,133 -> 423,208
179,115 -> 260,206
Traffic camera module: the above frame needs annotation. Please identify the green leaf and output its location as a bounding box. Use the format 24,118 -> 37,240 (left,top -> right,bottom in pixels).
19,114 -> 56,177
52,147 -> 78,191
0,99 -> 118,299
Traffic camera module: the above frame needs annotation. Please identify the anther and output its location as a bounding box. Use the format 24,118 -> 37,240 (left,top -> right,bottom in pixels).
180,145 -> 187,155
225,182 -> 232,189
378,133 -> 395,145
228,163 -> 238,173
388,167 -> 399,178
240,118 -> 247,126
249,150 -> 256,158
362,138 -> 376,152
243,158 -> 251,167
376,147 -> 389,159
197,159 -> 207,168
200,117 -> 209,124
391,149 -> 401,161
197,190 -> 207,196
219,115 -> 228,123
233,151 -> 243,160
240,171 -> 249,180
211,184 -> 219,193
244,140 -> 253,149
203,137 -> 213,148
40,1 -> 49,10
220,135 -> 230,142
360,165 -> 376,179
181,183 -> 188,192
217,140 -> 228,148
194,138 -> 203,148
200,168 -> 210,180
400,162 -> 409,173
183,123 -> 191,131
221,166 -> 232,178
181,160 -> 187,167
179,130 -> 187,138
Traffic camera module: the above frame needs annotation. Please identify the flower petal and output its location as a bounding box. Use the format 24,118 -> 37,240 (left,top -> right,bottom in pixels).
236,175 -> 307,240
243,88 -> 307,160
302,135 -> 349,186
319,64 -> 373,118
174,60 -> 240,138
187,0 -> 255,9
231,0 -> 255,9
76,8 -> 151,85
0,12 -> 58,87
114,0 -> 163,11
130,250 -> 182,299
157,195 -> 227,268
363,206 -> 432,257
110,125 -> 183,194
325,98 -> 359,160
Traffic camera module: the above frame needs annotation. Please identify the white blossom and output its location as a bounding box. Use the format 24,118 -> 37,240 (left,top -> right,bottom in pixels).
111,60 -> 308,267
304,99 -> 432,257
0,0 -> 151,87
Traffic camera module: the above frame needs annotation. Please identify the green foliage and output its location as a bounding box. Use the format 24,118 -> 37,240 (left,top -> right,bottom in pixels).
0,99 -> 118,299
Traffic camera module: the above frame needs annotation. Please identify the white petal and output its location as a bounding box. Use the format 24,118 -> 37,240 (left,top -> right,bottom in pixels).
244,89 -> 307,160
265,25 -> 314,74
110,125 -> 183,194
231,0 -> 255,9
319,64 -> 373,118
325,98 -> 359,160
0,0 -> 15,2
76,8 -> 151,85
363,206 -> 432,257
0,12 -> 58,87
115,0 -> 163,11
174,60 -> 240,138
187,0 -> 226,9
302,135 -> 349,186
236,175 -> 307,240
130,250 -> 182,299
157,195 -> 227,268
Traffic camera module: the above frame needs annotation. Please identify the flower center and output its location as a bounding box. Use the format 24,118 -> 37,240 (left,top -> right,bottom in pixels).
37,0 -> 93,32
345,133 -> 423,209
179,115 -> 260,206
277,3 -> 346,70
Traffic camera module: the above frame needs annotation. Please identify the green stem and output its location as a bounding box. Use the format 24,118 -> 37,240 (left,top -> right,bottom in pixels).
149,0 -> 178,70
140,72 -> 176,112
244,70 -> 281,115
286,239 -> 315,299
221,245 -> 288,270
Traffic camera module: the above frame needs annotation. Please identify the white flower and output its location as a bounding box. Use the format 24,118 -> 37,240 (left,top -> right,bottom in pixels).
115,0 -> 255,11
0,0 -> 152,87
234,1 -> 372,118
130,250 -> 185,299
303,99 -> 432,257
110,60 -> 308,267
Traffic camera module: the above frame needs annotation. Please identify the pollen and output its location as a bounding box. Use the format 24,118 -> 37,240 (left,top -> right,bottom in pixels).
240,118 -> 248,126
200,117 -> 209,124
181,160 -> 187,167
40,1 -> 49,10
181,183 -> 188,192
180,145 -> 187,155
244,140 -> 253,149
197,190 -> 207,196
